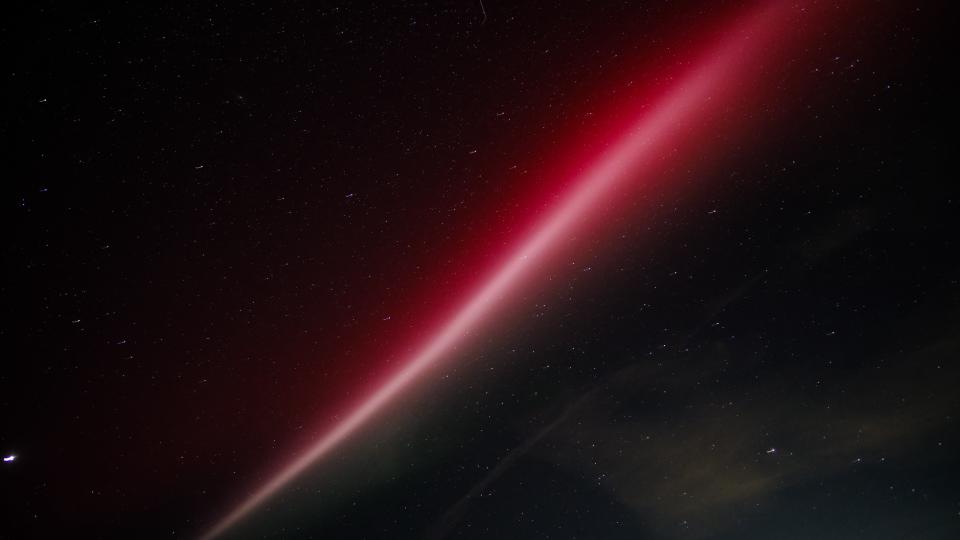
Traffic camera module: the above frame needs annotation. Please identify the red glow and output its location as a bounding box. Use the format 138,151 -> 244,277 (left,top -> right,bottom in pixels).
201,2 -> 826,537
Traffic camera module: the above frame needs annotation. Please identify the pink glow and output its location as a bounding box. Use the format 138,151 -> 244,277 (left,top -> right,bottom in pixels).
201,3 -> 809,538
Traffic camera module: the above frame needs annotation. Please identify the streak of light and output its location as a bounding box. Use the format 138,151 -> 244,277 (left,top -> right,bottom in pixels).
201,3 -> 809,537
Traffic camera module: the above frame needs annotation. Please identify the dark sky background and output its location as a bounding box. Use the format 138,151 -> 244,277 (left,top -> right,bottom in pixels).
2,1 -> 957,539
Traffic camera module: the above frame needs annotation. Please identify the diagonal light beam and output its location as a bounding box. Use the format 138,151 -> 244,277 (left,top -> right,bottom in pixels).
200,3 -> 808,537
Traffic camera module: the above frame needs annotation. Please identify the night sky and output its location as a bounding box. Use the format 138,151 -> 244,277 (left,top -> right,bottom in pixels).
2,2 -> 958,539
